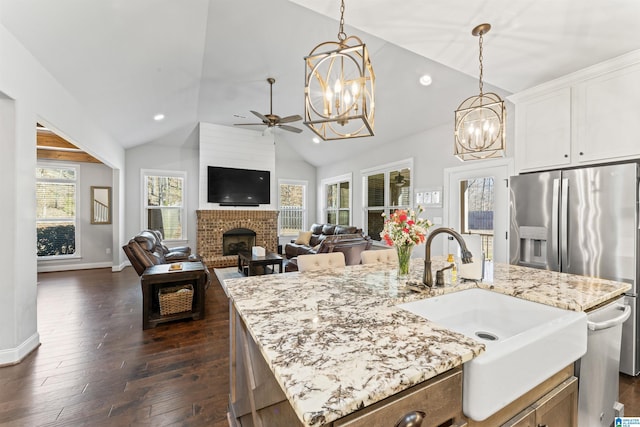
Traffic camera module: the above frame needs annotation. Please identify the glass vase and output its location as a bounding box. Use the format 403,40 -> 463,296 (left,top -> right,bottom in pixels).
395,244 -> 413,279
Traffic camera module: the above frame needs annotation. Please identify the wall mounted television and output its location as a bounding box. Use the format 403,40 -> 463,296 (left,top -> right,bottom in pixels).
207,166 -> 270,206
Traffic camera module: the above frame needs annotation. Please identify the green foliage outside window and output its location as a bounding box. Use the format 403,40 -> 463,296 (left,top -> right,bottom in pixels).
37,224 -> 75,256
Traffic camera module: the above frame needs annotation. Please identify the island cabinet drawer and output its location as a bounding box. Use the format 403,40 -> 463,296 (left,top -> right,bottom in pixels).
501,376 -> 578,427
333,367 -> 465,427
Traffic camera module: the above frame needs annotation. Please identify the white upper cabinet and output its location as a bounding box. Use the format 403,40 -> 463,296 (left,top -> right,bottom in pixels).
509,51 -> 640,172
513,87 -> 572,171
574,62 -> 640,163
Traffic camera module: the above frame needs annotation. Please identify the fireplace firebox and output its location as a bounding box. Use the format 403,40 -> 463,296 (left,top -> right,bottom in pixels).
223,228 -> 256,256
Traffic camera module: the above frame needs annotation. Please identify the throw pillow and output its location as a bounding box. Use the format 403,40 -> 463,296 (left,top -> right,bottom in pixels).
295,231 -> 312,246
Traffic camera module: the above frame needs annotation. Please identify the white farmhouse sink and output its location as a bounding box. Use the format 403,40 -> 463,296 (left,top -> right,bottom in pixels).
398,288 -> 587,421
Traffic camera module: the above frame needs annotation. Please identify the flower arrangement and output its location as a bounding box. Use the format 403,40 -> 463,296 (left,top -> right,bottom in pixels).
380,207 -> 433,278
380,206 -> 433,247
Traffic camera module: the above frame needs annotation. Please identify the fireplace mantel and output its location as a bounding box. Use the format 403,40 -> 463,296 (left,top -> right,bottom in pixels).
196,210 -> 279,268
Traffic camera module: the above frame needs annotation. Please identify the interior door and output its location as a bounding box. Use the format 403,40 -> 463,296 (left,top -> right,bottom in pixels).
445,161 -> 511,263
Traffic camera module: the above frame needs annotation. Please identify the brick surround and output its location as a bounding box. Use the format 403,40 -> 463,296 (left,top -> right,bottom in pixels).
196,210 -> 279,268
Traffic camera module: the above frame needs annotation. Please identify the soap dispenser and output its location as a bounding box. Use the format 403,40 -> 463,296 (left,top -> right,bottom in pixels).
447,253 -> 458,283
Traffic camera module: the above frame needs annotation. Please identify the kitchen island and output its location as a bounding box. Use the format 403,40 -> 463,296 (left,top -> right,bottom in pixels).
223,258 -> 630,426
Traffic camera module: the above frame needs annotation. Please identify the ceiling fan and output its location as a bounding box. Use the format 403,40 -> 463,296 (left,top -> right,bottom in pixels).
394,174 -> 408,187
234,77 -> 303,134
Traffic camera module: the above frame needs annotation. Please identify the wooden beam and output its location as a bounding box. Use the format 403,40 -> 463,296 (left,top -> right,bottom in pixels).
37,131 -> 78,149
36,128 -> 102,163
37,148 -> 102,163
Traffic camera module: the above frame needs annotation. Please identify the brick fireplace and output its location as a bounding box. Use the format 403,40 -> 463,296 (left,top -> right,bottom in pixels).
196,210 -> 279,268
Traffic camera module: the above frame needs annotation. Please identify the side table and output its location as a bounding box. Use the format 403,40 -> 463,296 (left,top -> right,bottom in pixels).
140,261 -> 206,329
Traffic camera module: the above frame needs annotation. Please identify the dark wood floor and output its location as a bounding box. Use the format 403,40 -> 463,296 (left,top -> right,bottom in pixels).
2,267 -> 640,426
0,267 -> 230,427
620,372 -> 640,416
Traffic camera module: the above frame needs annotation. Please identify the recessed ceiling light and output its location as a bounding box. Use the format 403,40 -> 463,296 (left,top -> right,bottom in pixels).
153,113 -> 165,121
419,74 -> 433,86
312,137 -> 320,144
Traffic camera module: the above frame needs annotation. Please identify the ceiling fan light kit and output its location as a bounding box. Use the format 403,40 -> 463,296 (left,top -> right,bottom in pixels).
454,23 -> 506,161
303,0 -> 375,141
234,77 -> 303,134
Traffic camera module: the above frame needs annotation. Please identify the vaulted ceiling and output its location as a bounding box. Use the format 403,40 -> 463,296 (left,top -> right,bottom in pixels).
2,0 -> 639,167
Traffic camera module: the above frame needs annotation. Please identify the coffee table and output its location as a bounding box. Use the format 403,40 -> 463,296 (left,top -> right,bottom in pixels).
237,251 -> 284,276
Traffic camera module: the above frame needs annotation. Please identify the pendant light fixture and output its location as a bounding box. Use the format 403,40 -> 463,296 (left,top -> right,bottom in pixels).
304,0 -> 375,140
454,23 -> 506,161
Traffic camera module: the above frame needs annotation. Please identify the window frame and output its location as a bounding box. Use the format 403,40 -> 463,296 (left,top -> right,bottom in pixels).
320,173 -> 352,226
277,179 -> 308,236
36,161 -> 81,259
141,169 -> 187,243
361,159 -> 414,239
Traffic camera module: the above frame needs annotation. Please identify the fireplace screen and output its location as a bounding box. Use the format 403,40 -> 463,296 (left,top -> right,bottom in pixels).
223,228 -> 256,256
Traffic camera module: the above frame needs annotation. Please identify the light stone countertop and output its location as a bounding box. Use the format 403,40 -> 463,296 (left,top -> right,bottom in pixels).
223,257 -> 631,426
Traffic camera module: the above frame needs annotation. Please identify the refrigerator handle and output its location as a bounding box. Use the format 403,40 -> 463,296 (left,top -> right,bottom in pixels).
560,178 -> 569,269
552,178 -> 560,266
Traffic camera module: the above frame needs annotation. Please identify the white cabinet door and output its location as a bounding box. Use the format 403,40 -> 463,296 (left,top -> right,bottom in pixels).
574,62 -> 640,163
515,87 -> 572,171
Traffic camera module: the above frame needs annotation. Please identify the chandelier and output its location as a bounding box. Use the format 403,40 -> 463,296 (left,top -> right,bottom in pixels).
303,0 -> 375,140
454,23 -> 506,161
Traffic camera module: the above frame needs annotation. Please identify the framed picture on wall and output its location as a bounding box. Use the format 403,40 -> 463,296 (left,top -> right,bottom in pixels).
415,187 -> 442,208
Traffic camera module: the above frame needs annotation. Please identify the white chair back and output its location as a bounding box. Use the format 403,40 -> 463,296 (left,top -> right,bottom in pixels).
361,248 -> 398,265
297,252 -> 346,272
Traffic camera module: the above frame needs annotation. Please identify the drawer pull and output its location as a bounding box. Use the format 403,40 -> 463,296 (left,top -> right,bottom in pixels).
394,410 -> 426,427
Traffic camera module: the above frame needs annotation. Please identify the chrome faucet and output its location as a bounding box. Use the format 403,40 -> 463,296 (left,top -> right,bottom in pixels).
422,228 -> 473,287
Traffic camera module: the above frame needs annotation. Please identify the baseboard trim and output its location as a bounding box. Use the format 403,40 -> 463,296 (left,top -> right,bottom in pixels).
37,261 -> 113,273
0,332 -> 40,367
113,261 -> 130,272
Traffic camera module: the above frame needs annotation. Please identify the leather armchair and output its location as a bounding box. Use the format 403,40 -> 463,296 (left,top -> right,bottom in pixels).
122,230 -> 204,276
140,230 -> 194,262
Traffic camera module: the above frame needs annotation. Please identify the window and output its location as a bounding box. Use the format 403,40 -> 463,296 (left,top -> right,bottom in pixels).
322,174 -> 351,225
363,161 -> 412,241
460,177 -> 494,260
36,163 -> 79,257
142,170 -> 186,241
278,180 -> 307,236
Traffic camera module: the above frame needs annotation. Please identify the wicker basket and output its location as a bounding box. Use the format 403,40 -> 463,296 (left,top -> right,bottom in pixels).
158,284 -> 194,316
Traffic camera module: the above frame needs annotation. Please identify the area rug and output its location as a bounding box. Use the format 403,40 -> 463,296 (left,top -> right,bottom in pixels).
213,267 -> 243,283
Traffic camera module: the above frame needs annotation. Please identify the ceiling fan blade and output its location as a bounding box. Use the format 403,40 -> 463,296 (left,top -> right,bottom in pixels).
279,114 -> 303,124
278,124 -> 303,134
250,110 -> 269,123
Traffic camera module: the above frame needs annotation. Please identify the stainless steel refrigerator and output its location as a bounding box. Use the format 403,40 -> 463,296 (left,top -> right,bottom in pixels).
509,162 -> 639,376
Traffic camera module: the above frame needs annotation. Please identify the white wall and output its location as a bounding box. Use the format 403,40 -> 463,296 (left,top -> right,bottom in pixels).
37,161 -> 115,272
124,123 -> 317,252
198,123 -> 276,209
125,125 -> 200,249
0,23 -> 125,365
316,104 -> 515,258
275,135 -> 317,247
317,122 -> 463,229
